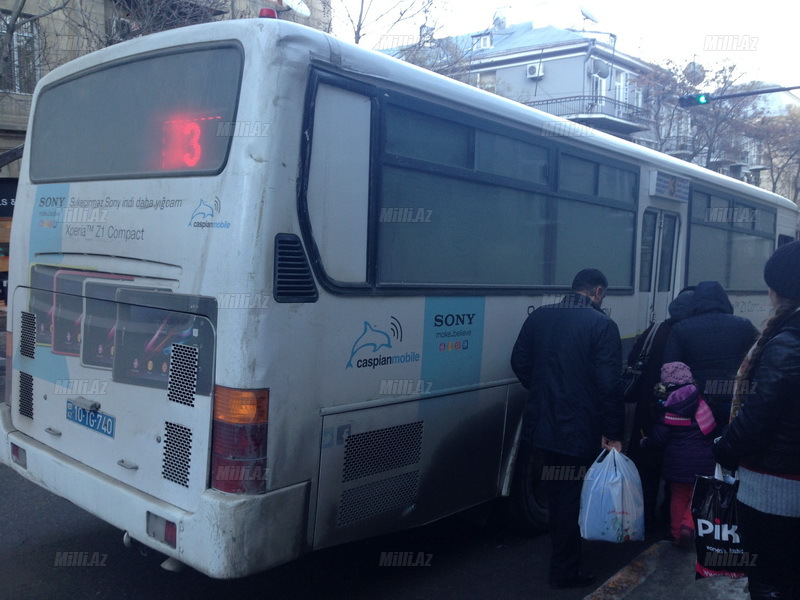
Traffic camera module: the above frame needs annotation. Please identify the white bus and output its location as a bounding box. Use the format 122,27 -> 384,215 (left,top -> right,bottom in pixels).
1,16 -> 796,578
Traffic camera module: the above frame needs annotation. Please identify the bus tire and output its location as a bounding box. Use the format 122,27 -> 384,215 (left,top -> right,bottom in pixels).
498,444 -> 549,535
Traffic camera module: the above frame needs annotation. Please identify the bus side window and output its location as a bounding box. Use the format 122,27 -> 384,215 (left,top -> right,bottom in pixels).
306,84 -> 370,284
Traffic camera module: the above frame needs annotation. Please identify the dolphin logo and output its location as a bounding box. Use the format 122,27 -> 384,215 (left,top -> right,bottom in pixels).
189,199 -> 215,226
346,321 -> 392,368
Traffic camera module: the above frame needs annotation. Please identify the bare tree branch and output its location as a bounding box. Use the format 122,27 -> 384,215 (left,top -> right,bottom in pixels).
637,60 -> 764,181
0,0 -> 71,98
62,0 -> 228,49
747,106 -> 800,203
16,0 -> 71,29
332,0 -> 438,46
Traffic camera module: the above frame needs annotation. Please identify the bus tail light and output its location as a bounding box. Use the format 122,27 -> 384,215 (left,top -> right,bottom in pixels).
147,512 -> 177,548
11,443 -> 27,469
211,386 -> 269,494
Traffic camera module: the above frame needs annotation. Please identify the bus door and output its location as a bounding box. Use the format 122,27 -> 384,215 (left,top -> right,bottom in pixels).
639,209 -> 680,325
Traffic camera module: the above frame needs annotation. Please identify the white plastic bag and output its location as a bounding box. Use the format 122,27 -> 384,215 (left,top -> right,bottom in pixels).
579,448 -> 645,542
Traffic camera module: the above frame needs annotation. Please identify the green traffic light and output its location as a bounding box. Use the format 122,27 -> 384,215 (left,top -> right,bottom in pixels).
678,93 -> 712,107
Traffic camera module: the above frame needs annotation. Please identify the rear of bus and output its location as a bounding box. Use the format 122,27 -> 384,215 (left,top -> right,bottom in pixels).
0,20 -> 317,578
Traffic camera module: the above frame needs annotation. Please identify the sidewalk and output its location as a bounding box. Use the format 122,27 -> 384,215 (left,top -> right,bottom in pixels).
585,541 -> 749,600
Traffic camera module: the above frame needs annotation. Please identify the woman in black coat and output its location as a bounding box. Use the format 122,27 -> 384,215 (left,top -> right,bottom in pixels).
664,280 -> 759,431
713,241 -> 800,600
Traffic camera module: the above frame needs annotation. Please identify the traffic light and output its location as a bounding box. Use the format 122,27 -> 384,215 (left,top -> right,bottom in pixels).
679,93 -> 711,107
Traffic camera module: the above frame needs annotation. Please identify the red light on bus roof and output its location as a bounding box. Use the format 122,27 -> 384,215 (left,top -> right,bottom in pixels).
259,8 -> 278,18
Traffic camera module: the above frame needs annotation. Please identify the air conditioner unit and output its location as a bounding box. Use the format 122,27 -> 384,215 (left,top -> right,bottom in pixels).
526,63 -> 544,79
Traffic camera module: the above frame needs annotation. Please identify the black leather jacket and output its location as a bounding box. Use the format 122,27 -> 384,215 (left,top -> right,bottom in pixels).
713,309 -> 800,475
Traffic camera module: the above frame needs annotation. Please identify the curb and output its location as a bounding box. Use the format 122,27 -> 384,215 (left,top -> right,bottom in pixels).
584,542 -> 662,600
584,541 -> 750,600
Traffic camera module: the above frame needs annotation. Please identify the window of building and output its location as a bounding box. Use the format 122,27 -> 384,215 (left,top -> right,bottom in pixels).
633,88 -> 644,109
475,71 -> 496,94
591,74 -> 606,99
472,34 -> 492,50
613,71 -> 627,104
0,17 -> 39,94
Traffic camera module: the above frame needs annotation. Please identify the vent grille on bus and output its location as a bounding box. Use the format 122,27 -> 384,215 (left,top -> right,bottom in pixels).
337,471 -> 420,527
335,421 -> 424,527
162,422 -> 192,487
19,372 -> 34,419
341,421 -> 424,483
20,311 -> 36,359
167,344 -> 198,407
273,233 -> 318,303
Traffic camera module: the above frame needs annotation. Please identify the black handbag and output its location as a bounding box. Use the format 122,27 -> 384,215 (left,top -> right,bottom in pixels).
621,321 -> 661,401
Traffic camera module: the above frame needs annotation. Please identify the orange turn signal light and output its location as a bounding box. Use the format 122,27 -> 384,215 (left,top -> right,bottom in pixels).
213,386 -> 269,424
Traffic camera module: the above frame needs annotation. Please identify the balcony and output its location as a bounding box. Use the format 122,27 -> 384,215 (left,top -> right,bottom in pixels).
663,136 -> 695,159
709,147 -> 751,168
525,95 -> 650,135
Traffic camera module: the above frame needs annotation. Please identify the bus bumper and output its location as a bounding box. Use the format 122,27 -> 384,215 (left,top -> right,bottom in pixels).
0,404 -> 310,578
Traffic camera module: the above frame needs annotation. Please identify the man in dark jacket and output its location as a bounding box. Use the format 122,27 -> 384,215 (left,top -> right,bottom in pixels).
511,268 -> 624,590
663,281 -> 759,429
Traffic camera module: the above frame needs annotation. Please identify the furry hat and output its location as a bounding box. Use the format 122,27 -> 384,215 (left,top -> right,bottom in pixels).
661,361 -> 694,387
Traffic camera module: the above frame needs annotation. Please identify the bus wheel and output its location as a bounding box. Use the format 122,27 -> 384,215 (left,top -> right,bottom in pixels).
498,445 -> 549,535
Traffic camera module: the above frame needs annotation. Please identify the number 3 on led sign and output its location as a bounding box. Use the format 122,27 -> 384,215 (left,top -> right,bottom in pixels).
182,121 -> 202,167
162,117 -> 203,169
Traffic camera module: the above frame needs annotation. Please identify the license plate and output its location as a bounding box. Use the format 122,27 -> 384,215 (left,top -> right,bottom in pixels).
66,401 -> 116,438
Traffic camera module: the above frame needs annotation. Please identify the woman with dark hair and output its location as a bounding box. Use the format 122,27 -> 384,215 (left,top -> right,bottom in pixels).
713,241 -> 800,600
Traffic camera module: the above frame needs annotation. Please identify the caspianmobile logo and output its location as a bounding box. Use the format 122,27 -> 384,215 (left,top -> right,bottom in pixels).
188,196 -> 231,229
346,317 -> 420,369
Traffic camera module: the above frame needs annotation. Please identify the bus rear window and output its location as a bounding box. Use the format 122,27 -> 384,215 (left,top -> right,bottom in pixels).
30,44 -> 243,181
